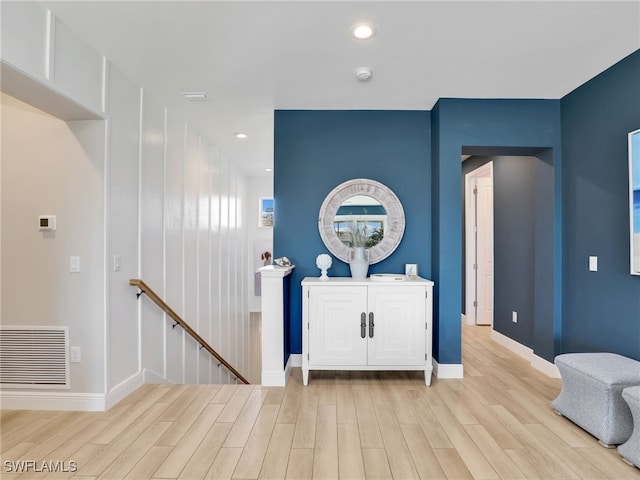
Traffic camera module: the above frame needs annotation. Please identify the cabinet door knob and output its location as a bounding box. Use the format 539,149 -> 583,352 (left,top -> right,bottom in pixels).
369,312 -> 375,338
360,312 -> 366,338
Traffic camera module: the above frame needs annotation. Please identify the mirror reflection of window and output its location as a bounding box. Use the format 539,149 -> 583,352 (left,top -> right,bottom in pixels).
333,195 -> 387,248
318,179 -> 405,264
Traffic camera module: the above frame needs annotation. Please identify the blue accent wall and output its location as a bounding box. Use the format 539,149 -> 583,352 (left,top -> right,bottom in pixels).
273,51 -> 639,367
431,99 -> 562,362
274,110 -> 431,358
561,50 -> 640,359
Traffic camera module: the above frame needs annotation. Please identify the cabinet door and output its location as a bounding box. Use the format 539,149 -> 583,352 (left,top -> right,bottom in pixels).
367,286 -> 426,366
308,286 -> 367,366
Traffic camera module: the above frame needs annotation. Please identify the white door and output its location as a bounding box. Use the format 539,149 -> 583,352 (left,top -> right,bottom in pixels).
464,162 -> 494,326
475,177 -> 494,325
367,286 -> 426,365
308,286 -> 367,366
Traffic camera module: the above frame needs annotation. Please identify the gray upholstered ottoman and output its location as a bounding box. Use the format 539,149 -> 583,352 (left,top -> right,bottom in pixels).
551,352 -> 640,446
618,386 -> 640,468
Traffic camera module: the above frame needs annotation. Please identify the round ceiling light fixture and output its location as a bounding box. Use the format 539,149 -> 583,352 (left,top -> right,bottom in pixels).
355,67 -> 373,82
351,23 -> 376,40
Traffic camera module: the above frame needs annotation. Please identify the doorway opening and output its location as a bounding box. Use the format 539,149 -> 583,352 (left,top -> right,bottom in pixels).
462,150 -> 554,362
464,161 -> 493,326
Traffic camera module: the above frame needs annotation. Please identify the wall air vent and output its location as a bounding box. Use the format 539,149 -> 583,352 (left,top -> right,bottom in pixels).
0,326 -> 69,389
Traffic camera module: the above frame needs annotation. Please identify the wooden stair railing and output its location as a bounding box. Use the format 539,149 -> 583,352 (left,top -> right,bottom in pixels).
130,279 -> 249,384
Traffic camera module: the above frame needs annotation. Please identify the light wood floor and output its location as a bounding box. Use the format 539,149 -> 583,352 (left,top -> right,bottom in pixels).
2,325 -> 639,480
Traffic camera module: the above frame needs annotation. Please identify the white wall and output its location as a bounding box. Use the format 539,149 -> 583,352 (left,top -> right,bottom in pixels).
0,2 -> 252,410
139,103 -> 250,385
106,66 -> 142,391
1,93 -> 106,394
247,177 -> 274,312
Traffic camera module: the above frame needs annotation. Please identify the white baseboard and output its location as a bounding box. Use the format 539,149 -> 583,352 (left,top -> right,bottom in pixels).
289,354 -> 302,368
0,390 -> 107,411
262,354 -> 301,386
491,329 -> 533,358
143,368 -> 169,384
461,313 -> 476,326
105,371 -> 144,410
491,330 -> 560,378
433,360 -> 464,379
0,370 -> 150,412
531,354 -> 560,378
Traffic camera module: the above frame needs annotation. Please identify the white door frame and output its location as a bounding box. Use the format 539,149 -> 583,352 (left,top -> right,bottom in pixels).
464,162 -> 494,326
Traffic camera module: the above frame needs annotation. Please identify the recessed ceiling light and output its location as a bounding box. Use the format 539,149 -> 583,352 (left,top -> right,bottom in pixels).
235,132 -> 248,139
180,91 -> 209,101
352,23 -> 376,40
265,168 -> 273,172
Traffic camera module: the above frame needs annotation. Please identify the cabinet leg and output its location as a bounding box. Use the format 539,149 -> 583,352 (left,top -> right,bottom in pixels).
425,370 -> 432,386
302,368 -> 309,386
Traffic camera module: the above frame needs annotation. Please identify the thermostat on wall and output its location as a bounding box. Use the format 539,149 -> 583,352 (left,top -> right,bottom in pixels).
38,215 -> 56,231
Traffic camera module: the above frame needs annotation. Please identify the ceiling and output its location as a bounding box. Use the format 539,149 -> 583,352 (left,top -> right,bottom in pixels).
41,1 -> 640,177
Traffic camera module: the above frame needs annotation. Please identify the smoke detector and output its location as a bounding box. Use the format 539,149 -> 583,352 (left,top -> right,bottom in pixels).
356,67 -> 373,82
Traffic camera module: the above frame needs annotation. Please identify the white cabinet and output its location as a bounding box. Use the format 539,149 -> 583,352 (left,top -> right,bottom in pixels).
301,277 -> 434,386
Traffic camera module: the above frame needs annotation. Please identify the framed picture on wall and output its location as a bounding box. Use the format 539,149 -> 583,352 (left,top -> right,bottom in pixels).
259,197 -> 274,228
629,128 -> 640,275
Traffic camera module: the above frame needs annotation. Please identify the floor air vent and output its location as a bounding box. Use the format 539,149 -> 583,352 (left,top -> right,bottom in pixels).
0,326 -> 69,388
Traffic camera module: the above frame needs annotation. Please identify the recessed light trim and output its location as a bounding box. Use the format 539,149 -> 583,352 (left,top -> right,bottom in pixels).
352,23 -> 376,40
180,91 -> 209,101
265,168 -> 273,172
235,132 -> 248,139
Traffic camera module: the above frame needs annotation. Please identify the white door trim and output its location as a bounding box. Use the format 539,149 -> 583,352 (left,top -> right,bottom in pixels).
464,162 -> 494,326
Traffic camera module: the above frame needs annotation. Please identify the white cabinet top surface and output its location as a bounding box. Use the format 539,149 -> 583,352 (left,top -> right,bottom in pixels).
302,276 -> 434,286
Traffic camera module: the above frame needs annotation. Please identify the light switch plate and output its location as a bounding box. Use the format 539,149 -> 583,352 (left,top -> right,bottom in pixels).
589,256 -> 598,272
70,347 -> 81,363
70,256 -> 80,273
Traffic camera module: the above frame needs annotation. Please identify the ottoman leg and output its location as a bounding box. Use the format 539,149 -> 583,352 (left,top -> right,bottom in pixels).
621,457 -> 636,468
598,440 -> 616,449
618,386 -> 640,468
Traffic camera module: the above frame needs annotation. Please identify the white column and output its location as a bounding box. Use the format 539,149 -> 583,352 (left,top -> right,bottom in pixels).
259,265 -> 294,386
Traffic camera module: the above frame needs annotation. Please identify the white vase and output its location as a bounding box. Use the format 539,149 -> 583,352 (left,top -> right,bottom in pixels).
349,247 -> 369,280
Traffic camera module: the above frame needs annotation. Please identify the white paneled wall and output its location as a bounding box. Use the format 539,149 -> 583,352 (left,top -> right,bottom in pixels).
0,2 -> 105,118
139,92 -> 250,386
1,2 -> 252,411
52,16 -> 105,113
0,2 -> 48,81
140,97 -> 166,382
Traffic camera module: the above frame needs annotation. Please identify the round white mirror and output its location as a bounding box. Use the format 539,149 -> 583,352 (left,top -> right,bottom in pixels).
318,179 -> 405,264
